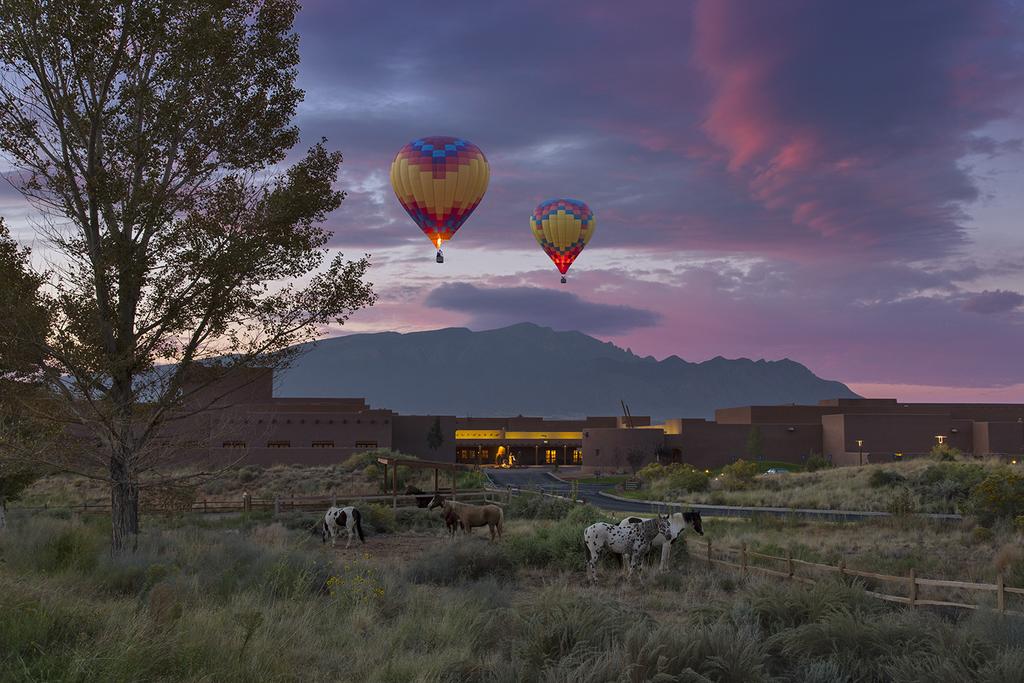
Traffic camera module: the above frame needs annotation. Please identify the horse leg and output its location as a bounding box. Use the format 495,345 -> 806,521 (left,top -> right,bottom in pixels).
345,526 -> 352,549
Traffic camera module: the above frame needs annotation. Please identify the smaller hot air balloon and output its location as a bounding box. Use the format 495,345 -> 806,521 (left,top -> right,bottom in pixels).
389,136 -> 489,263
529,198 -> 596,283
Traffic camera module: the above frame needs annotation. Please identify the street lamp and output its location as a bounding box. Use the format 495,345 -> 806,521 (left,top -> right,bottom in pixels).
935,435 -> 946,446
855,439 -> 864,466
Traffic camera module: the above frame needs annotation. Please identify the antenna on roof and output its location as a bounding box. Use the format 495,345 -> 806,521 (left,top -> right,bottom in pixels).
620,399 -> 634,429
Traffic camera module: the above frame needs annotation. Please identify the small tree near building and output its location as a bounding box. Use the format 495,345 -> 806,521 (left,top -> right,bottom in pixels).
746,426 -> 764,461
626,448 -> 647,477
427,417 -> 444,453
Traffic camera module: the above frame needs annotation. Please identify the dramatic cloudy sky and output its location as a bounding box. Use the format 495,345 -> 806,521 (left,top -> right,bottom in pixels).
5,0 -> 1024,401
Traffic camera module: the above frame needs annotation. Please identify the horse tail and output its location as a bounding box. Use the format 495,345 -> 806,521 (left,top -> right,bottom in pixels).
353,508 -> 365,543
496,506 -> 504,536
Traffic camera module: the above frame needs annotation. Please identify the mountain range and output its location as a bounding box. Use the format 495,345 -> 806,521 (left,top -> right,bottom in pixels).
275,323 -> 859,421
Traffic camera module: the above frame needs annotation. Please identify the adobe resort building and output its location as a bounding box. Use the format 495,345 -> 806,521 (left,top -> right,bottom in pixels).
190,370 -> 1024,470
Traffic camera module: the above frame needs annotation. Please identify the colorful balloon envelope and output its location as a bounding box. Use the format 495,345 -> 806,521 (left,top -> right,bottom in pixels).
529,198 -> 596,283
390,136 -> 489,262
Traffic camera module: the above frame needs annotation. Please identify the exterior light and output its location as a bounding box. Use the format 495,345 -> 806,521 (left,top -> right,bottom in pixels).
895,452 -> 903,459
935,435 -> 946,445
855,439 -> 863,448
704,469 -> 710,474
1013,459 -> 1019,466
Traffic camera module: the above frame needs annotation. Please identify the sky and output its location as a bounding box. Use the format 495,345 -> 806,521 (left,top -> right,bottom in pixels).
5,0 -> 1024,401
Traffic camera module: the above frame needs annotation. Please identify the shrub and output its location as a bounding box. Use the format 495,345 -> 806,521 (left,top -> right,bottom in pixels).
363,503 -> 396,533
966,469 -> 1024,526
505,493 -> 575,520
805,453 -> 832,472
405,540 -> 517,585
930,443 -> 962,461
869,469 -> 905,488
886,487 -> 919,515
720,459 -> 759,490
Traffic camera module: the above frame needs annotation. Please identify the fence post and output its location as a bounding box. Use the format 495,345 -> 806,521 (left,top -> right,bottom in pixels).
706,538 -> 712,567
998,573 -> 1005,615
787,549 -> 794,580
741,543 -> 748,575
273,497 -> 280,517
839,557 -> 846,579
332,495 -> 337,508
908,569 -> 917,608
506,485 -> 512,505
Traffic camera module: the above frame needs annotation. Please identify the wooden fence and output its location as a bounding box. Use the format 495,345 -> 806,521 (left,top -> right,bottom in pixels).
9,489 -> 491,516
688,538 -> 1024,617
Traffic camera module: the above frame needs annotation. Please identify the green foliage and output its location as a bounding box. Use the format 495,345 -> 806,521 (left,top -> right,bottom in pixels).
930,443 -> 963,461
0,0 -> 377,553
966,469 -> 1024,527
404,539 -> 517,585
720,458 -> 760,490
805,453 -> 832,472
638,462 -> 710,496
362,503 -> 396,533
505,493 -> 576,520
869,469 -> 906,488
886,487 -> 919,515
426,416 -> 444,451
747,426 -> 764,460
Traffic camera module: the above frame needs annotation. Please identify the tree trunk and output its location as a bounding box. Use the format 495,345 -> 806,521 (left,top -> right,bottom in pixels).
110,456 -> 139,553
0,496 -> 7,530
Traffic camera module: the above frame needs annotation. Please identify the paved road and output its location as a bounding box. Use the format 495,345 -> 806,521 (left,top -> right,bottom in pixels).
485,467 -> 963,523
484,468 -> 667,513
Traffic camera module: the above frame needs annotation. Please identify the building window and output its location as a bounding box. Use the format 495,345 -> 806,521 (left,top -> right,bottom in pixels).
355,441 -> 377,449
222,441 -> 246,449
572,448 -> 582,464
267,441 -> 290,448
545,449 -> 558,464
312,441 -> 335,448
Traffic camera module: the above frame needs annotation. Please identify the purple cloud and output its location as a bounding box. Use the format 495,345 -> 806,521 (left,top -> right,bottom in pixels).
423,282 -> 660,335
962,289 -> 1024,314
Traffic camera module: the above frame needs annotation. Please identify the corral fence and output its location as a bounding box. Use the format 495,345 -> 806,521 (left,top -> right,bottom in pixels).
688,538 -> 1024,617
9,489 -> 492,516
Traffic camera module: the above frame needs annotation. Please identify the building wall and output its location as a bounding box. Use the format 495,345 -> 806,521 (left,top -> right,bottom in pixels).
821,414 -> 847,465
392,415 -> 457,461
985,422 -> 1024,455
823,413 -> 953,464
581,427 -> 665,472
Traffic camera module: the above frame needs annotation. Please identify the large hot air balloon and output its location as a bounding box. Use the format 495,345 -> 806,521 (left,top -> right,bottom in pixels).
529,198 -> 596,283
390,136 -> 489,263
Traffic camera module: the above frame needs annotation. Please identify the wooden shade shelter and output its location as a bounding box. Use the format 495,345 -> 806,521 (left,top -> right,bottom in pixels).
376,456 -> 476,508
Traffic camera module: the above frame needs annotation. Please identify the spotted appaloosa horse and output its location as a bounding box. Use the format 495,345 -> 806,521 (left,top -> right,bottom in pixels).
322,506 -> 365,548
618,511 -> 703,571
584,517 -> 673,582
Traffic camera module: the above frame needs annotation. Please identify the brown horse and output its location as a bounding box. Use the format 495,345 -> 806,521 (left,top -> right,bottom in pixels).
428,494 -> 504,541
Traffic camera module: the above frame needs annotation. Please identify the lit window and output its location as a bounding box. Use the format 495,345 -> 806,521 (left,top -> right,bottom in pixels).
267,441 -> 290,448
312,441 -> 334,448
355,441 -> 377,449
545,449 -> 558,463
222,441 -> 246,449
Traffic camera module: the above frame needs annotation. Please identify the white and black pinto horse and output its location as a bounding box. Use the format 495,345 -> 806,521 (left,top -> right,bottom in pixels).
584,517 -> 673,582
618,511 -> 703,571
321,506 -> 366,548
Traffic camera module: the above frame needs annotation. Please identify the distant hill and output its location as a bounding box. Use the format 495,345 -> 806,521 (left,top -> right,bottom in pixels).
277,323 -> 859,420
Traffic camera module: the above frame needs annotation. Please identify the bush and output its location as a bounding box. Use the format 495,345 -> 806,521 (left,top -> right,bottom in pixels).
720,459 -> 760,490
869,469 -> 906,488
886,487 -> 919,515
930,443 -> 962,461
965,469 -> 1024,527
405,540 -> 517,585
505,493 -> 575,520
362,503 -> 396,533
805,453 -> 832,472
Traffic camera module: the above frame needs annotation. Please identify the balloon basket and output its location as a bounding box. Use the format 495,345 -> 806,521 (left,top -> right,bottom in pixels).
560,276 -> 567,284
436,249 -> 444,264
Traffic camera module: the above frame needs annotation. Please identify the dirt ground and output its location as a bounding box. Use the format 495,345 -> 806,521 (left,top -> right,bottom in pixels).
327,529 -> 461,565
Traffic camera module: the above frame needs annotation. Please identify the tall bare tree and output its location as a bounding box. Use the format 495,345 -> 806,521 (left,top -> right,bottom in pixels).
0,0 -> 375,552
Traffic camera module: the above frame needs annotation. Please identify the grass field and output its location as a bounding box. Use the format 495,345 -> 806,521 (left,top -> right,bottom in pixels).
2,492 -> 1023,682
622,458 -> 1020,514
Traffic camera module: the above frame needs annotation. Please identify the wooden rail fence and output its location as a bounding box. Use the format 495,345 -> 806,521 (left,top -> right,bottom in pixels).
9,489 -> 490,516
688,538 -> 1024,617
